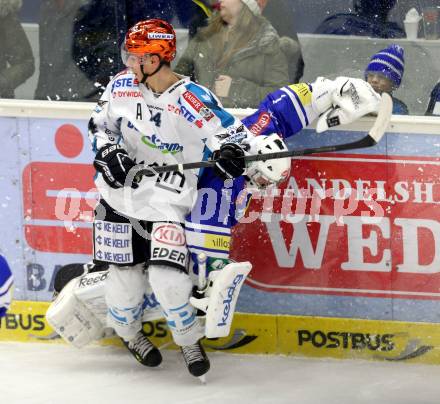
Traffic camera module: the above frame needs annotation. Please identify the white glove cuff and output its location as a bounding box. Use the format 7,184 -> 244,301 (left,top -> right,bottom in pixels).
311,77 -> 337,115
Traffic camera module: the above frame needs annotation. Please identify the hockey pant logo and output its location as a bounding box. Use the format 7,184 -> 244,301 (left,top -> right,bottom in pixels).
150,222 -> 188,270
93,220 -> 133,264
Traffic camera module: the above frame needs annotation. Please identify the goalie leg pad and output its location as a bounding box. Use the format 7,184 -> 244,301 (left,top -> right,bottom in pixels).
190,261 -> 252,338
46,278 -> 105,348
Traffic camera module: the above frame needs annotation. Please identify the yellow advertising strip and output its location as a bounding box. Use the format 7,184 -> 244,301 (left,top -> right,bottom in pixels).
3,301 -> 440,364
277,315 -> 440,365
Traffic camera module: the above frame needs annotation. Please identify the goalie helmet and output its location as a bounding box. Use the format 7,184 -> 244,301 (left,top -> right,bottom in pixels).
246,134 -> 291,189
122,18 -> 176,65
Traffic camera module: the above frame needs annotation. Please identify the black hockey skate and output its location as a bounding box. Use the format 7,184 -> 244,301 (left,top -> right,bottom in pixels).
181,340 -> 210,377
123,330 -> 162,367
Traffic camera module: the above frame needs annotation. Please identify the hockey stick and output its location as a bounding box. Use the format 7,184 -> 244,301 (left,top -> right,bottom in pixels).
135,93 -> 392,177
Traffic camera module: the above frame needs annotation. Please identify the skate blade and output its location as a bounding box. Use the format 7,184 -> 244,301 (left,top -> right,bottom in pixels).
198,375 -> 207,384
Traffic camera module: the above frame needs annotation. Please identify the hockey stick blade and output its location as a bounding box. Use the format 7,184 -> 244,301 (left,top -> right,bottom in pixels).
134,93 -> 392,177
367,92 -> 392,143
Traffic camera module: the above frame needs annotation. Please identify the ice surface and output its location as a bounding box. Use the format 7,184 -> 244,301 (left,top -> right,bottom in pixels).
2,342 -> 440,404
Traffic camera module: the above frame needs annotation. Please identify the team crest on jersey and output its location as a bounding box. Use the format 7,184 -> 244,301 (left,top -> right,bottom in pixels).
216,124 -> 248,144
182,91 -> 214,121
249,112 -> 271,135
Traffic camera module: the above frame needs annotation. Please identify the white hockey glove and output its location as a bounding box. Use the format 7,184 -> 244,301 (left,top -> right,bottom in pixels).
311,77 -> 381,133
189,261 -> 252,338
245,134 -> 291,189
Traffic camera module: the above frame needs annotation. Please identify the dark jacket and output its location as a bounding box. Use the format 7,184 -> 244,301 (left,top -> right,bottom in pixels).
0,0 -> 35,98
425,81 -> 440,116
392,96 -> 408,115
315,0 -> 405,38
175,19 -> 289,108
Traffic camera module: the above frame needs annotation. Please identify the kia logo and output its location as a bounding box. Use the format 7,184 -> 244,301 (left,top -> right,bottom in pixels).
153,224 -> 186,246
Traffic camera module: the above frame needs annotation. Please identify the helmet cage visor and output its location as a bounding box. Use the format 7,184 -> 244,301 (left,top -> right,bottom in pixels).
121,45 -> 153,67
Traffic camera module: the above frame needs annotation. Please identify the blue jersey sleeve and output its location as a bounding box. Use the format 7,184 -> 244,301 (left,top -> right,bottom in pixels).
242,83 -> 318,139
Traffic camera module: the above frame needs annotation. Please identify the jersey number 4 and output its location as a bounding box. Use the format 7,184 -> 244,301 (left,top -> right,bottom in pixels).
149,110 -> 162,128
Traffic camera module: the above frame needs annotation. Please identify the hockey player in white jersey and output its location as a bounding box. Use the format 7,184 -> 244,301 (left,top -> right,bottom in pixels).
85,18 -> 273,379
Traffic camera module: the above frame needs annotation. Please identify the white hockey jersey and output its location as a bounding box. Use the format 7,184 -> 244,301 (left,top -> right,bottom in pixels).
89,70 -> 251,222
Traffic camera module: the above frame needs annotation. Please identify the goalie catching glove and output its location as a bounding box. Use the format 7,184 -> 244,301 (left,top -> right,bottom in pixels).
94,144 -> 138,189
311,76 -> 381,133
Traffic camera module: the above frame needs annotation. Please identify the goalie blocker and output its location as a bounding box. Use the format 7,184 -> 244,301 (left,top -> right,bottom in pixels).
46,260 -> 251,347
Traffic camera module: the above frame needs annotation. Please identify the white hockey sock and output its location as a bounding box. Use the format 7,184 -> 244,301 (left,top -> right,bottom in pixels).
148,265 -> 204,346
105,264 -> 147,341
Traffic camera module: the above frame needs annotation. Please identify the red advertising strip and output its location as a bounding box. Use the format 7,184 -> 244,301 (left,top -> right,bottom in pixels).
22,162 -> 96,254
231,154 -> 440,299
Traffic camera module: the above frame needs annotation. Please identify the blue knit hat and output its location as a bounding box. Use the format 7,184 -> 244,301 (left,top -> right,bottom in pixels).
365,44 -> 405,88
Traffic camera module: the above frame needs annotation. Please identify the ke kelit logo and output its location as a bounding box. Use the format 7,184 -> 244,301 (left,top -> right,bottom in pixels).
141,133 -> 183,154
182,91 -> 214,121
153,224 -> 186,246
249,112 -> 271,135
231,153 -> 440,299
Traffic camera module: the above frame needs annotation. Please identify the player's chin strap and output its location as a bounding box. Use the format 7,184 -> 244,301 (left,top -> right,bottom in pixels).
190,261 -> 252,338
139,59 -> 165,84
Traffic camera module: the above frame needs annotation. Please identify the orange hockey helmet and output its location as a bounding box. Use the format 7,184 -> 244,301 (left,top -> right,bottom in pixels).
123,18 -> 176,64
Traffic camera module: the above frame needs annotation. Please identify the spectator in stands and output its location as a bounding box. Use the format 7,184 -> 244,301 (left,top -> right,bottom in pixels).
0,0 -> 34,99
175,0 -> 289,108
365,44 -> 408,115
34,0 -> 98,101
425,81 -> 440,116
315,0 -> 405,39
189,0 -> 304,83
